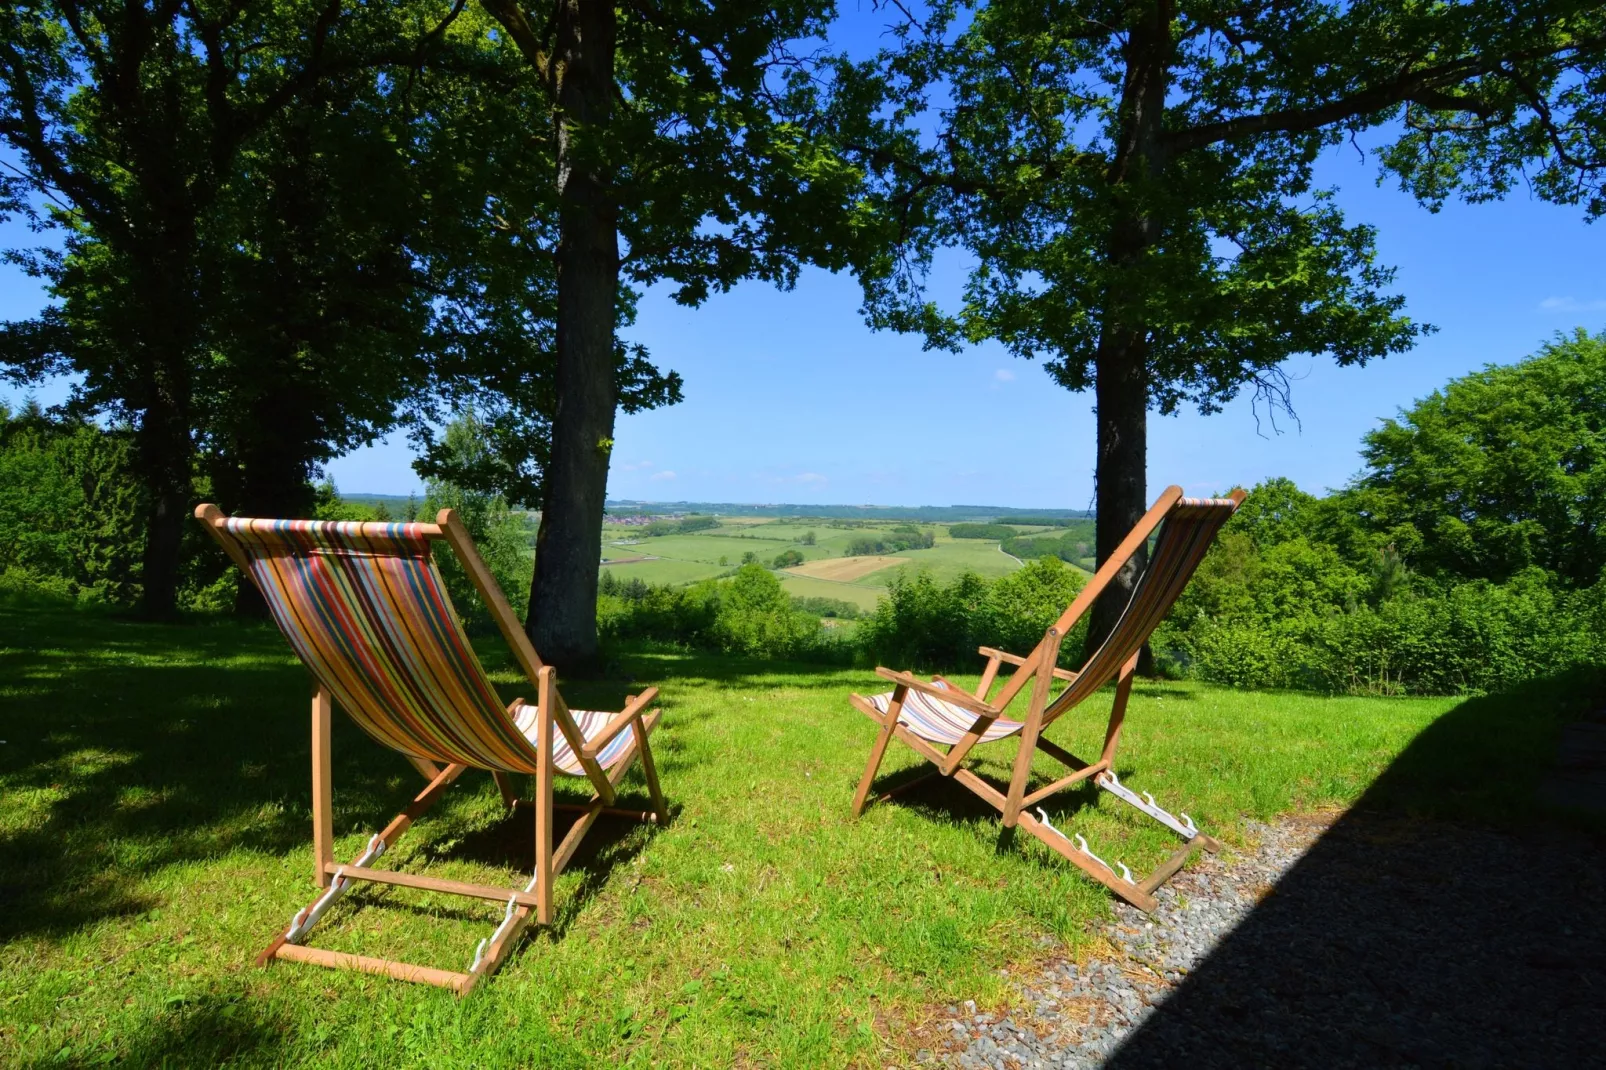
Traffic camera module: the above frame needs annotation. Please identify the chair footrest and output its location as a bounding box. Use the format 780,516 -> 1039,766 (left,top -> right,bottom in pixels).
1138,836 -> 1209,896
272,942 -> 471,992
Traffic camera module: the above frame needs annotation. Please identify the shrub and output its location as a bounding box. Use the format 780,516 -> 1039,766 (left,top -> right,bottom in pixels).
598,579 -> 719,647
973,557 -> 1089,660
712,565 -> 822,657
791,595 -> 860,619
1155,474 -> 1606,695
0,403 -> 143,606
772,548 -> 805,569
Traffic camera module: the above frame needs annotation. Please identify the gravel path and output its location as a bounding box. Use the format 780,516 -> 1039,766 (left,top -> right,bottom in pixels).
917,809 -> 1606,1069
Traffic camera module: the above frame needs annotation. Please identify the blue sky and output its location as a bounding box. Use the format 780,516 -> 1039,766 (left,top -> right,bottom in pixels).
4,11 -> 1603,509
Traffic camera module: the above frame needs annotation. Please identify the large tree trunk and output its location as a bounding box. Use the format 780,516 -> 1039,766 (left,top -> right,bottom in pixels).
133,243 -> 198,621
135,357 -> 193,621
528,0 -> 618,671
1090,329 -> 1150,659
226,424 -> 320,617
1087,0 -> 1171,664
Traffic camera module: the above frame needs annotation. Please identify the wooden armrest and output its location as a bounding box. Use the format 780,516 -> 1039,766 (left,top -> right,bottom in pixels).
581,686 -> 659,759
977,646 -> 1079,683
873,668 -> 1001,718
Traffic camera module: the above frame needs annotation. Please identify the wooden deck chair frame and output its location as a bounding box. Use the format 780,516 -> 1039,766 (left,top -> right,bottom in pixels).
848,485 -> 1245,913
196,504 -> 668,996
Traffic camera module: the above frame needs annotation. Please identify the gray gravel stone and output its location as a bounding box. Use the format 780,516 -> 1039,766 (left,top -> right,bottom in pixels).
924,810 -> 1606,1068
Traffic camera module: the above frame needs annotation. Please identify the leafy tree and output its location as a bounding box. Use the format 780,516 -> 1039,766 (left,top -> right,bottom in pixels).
1348,329 -> 1606,586
832,0 -> 1606,654
1223,477 -> 1320,549
421,413 -> 535,630
973,556 -> 1088,658
949,523 -> 1017,540
0,400 -> 141,603
0,0 -> 469,617
200,20 -> 448,549
472,0 -> 883,669
772,548 -> 805,569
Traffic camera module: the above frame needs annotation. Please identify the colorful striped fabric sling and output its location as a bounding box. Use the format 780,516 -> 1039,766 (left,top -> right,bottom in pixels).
197,505 -> 669,995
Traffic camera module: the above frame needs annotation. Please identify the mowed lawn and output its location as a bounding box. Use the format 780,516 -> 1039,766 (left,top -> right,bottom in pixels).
2,603 -> 1528,1067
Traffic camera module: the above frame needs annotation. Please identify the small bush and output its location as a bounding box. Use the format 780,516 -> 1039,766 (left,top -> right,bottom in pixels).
713,566 -> 823,657
791,595 -> 860,619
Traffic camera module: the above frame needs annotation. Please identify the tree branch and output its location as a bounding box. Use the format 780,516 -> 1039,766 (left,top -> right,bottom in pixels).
1165,35 -> 1606,153
477,0 -> 552,90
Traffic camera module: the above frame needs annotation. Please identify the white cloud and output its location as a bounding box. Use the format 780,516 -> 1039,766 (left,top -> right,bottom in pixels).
795,472 -> 827,485
650,470 -> 677,481
994,368 -> 1016,382
1539,296 -> 1606,312
616,460 -> 656,472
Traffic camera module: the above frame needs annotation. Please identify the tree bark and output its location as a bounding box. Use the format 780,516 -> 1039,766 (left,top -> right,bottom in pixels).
1087,0 -> 1171,665
528,0 -> 618,671
1090,329 -> 1151,659
131,220 -> 200,622
225,420 -> 320,617
136,386 -> 192,622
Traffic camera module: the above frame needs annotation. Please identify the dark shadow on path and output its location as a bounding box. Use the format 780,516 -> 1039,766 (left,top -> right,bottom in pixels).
1104,669 -> 1606,1069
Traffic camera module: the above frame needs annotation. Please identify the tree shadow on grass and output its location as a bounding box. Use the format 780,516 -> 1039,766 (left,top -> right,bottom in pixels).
22,994 -> 286,1069
1104,668 -> 1606,1069
0,609 -> 677,944
862,745 -> 1112,872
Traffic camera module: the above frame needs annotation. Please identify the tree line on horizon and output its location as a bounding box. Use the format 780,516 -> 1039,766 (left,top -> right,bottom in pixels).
3,0 -> 1604,669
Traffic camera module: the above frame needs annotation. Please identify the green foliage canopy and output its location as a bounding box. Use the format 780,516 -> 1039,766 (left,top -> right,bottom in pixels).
1347,329 -> 1606,586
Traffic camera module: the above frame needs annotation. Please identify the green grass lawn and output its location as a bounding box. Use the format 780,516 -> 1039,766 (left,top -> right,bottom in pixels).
1,603 -> 1584,1067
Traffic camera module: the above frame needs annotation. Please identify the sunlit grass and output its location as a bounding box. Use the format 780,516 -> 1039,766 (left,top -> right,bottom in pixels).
0,602 -> 1540,1067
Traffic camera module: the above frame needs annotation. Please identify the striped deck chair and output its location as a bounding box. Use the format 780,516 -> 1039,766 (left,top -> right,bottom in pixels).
195,504 -> 667,995
848,486 -> 1243,912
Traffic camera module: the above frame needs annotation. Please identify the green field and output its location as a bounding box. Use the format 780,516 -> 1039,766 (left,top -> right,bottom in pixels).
598,518 -> 1046,606
774,573 -> 886,611
868,535 -> 1029,585
4,602 -> 1583,1066
600,557 -> 726,586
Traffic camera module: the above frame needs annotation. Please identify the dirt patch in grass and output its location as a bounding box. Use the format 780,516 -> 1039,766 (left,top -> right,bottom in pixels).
785,556 -> 907,582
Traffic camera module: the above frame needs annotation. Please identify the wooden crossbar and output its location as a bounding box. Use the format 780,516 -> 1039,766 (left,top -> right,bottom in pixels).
1016,809 -> 1159,912
323,864 -> 541,907
275,943 -> 471,992
1021,760 -> 1108,808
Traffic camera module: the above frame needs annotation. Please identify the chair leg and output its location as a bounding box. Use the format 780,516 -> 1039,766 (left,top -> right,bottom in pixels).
851,686 -> 908,816
534,723 -> 554,928
492,771 -> 519,809
311,686 -> 334,889
404,754 -> 443,782
635,716 -> 668,823
1099,655 -> 1139,767
1002,654 -> 1056,828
